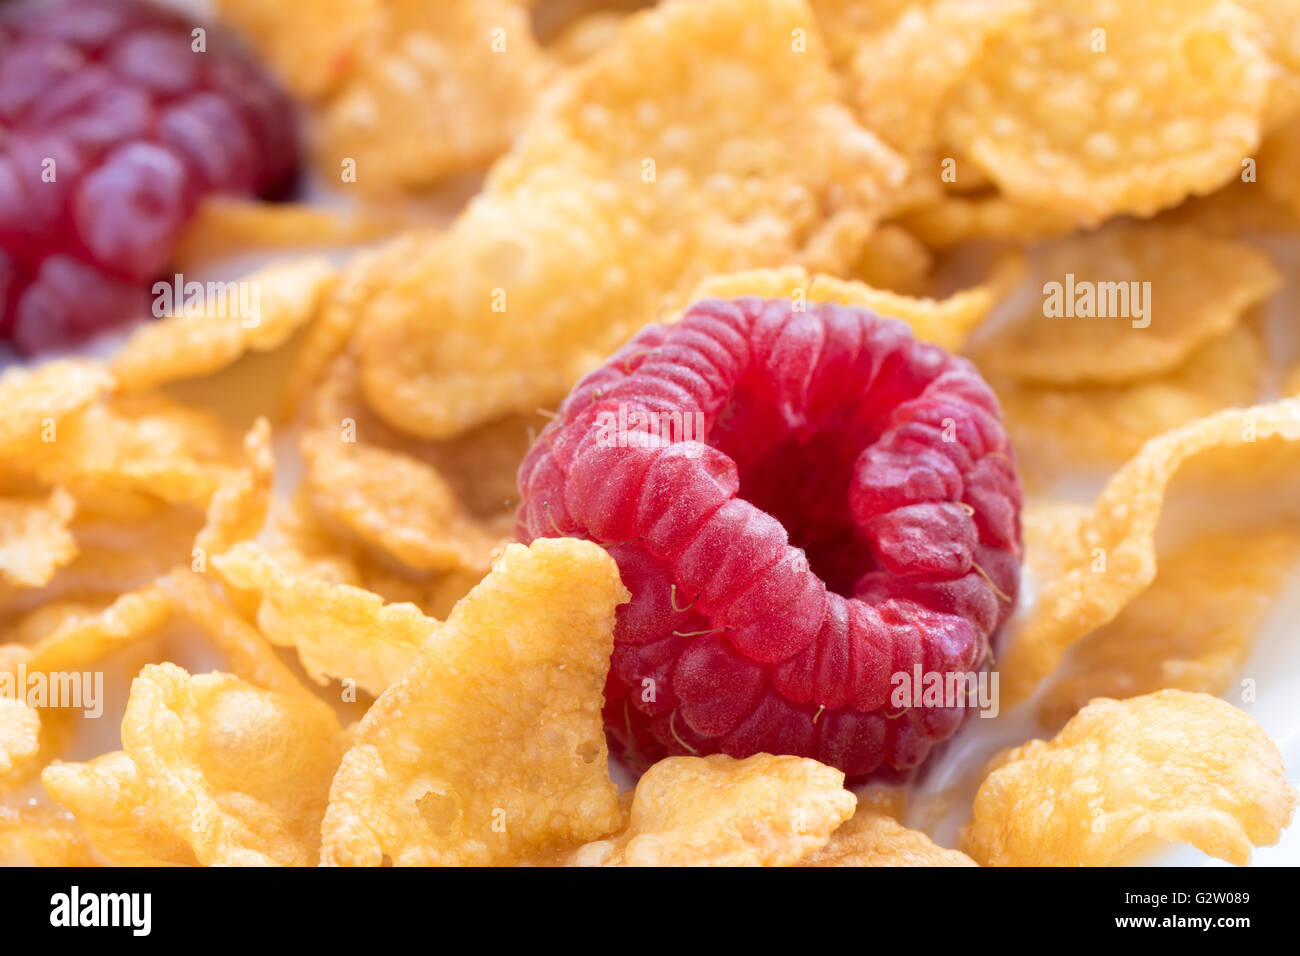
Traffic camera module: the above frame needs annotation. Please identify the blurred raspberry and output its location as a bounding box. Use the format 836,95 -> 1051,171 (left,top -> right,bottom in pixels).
517,298 -> 1023,779
0,0 -> 299,353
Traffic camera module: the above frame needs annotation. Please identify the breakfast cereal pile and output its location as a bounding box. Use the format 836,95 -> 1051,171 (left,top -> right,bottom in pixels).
1,0 -> 1299,867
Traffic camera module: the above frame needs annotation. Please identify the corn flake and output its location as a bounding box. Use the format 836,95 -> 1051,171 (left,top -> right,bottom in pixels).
962,691 -> 1297,866
119,663 -> 345,866
992,324 -> 1264,487
0,697 -> 40,777
941,0 -> 1276,224
0,360 -> 114,459
301,429 -> 507,574
354,0 -> 905,438
803,806 -> 976,867
685,252 -> 1024,355
974,223 -> 1280,386
320,538 -> 628,866
1038,529 -> 1300,730
317,0 -> 552,190
1000,398 -> 1300,705
570,754 -> 855,867
0,804 -> 98,867
43,751 -> 197,866
212,541 -> 436,695
0,488 -> 78,588
111,259 -> 336,393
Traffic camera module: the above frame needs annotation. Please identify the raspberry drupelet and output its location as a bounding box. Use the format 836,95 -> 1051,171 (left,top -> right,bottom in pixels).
517,297 -> 1023,779
0,0 -> 299,352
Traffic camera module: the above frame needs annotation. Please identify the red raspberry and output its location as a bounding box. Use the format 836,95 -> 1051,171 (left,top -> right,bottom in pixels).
0,0 -> 299,354
516,298 -> 1023,779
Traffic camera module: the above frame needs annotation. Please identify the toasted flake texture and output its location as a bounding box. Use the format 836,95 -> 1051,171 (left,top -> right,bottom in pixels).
320,539 -> 628,866
23,393 -> 244,509
120,663 -> 345,866
213,542 -> 437,694
301,429 -> 506,574
317,0 -> 551,188
0,488 -> 78,587
0,360 -> 115,457
942,0 -> 1275,223
194,419 -> 274,558
686,253 -> 1023,353
43,751 -> 198,866
24,583 -> 172,675
973,224 -> 1280,385
992,325 -> 1264,487
174,199 -> 398,270
0,697 -> 41,777
803,805 -> 976,867
111,259 -> 336,392
848,224 -> 933,295
898,192 -> 1078,248
355,0 -> 904,438
1000,399 -> 1300,705
1038,530 -> 1300,729
571,754 -> 854,866
0,805 -> 98,867
962,691 -> 1297,866
159,571 -> 326,704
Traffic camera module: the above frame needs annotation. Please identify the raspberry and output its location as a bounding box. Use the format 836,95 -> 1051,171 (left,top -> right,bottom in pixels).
0,0 -> 299,354
516,298 -> 1023,779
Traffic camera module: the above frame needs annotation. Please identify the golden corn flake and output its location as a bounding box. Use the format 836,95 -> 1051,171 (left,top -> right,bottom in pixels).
962,691 -> 1297,866
119,662 -> 345,866
942,0 -> 1276,224
25,394 -> 244,511
194,419 -> 274,559
0,697 -> 41,777
570,754 -> 855,867
318,0 -> 552,190
43,751 -> 198,866
1038,530 -> 1300,730
994,324 -> 1264,487
847,224 -> 933,295
158,571 -> 327,705
837,0 -> 1029,184
174,199 -> 399,271
685,252 -> 1024,355
354,0 -> 905,438
0,804 -> 98,867
301,429 -> 507,574
0,488 -> 78,588
320,538 -> 628,866
895,191 -> 1077,248
803,806 -> 976,867
23,583 -> 172,676
1000,398 -> 1300,705
280,234 -> 428,420
111,259 -> 336,393
299,345 -> 537,525
974,224 -> 1280,386
212,542 -> 436,695
0,359 -> 114,458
